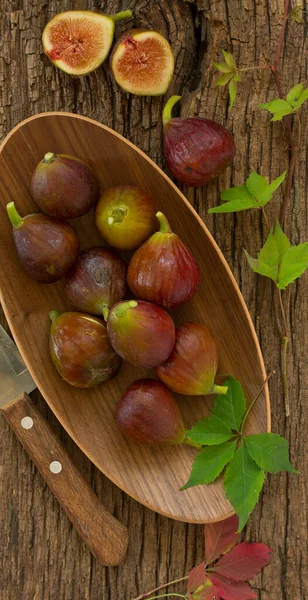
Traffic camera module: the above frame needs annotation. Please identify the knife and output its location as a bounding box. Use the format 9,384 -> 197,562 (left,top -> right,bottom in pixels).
0,325 -> 128,565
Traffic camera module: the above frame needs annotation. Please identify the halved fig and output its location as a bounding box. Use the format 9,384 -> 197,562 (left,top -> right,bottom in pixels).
110,29 -> 174,96
42,9 -> 132,76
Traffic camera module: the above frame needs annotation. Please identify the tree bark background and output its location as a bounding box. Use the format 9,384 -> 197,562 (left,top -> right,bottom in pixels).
0,1 -> 307,599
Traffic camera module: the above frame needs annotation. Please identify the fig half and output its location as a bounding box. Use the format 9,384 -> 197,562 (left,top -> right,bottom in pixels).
42,9 -> 132,77
163,96 -> 236,187
110,29 -> 174,96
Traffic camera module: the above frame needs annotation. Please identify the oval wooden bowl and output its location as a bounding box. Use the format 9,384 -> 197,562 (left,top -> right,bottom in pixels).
0,113 -> 270,523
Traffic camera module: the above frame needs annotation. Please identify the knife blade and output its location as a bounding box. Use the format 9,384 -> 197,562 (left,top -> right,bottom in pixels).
0,325 -> 36,407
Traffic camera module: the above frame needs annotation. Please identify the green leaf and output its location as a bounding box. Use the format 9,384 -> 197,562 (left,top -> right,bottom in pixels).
262,170 -> 287,203
278,242 -> 308,289
244,433 -> 298,474
294,87 -> 308,109
245,221 -> 292,285
212,62 -> 234,73
209,186 -> 257,214
259,99 -> 291,113
286,83 -> 303,107
187,414 -> 234,446
229,78 -> 237,109
220,186 -> 254,203
215,72 -> 235,87
181,441 -> 237,489
245,171 -> 268,203
222,49 -> 237,69
212,376 -> 246,431
271,108 -> 294,121
224,445 -> 265,531
291,6 -> 304,23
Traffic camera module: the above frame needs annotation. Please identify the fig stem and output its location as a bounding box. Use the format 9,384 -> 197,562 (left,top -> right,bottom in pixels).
43,152 -> 56,164
102,305 -> 110,321
156,211 -> 172,234
49,310 -> 61,323
183,436 -> 202,450
162,95 -> 182,126
110,10 -> 132,23
211,384 -> 228,395
7,202 -> 23,228
114,300 -> 138,317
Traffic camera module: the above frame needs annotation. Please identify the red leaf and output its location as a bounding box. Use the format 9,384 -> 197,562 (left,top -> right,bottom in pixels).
204,515 -> 240,565
210,574 -> 257,600
213,542 -> 272,581
187,561 -> 207,593
193,577 -> 220,600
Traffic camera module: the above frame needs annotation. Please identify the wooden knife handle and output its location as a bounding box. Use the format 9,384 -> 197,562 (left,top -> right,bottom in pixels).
2,393 -> 128,566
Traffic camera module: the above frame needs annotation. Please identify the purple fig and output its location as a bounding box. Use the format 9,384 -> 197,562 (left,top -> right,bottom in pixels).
107,300 -> 175,368
7,202 -> 79,283
31,152 -> 100,219
156,323 -> 228,395
116,378 -> 200,447
49,310 -> 121,387
65,247 -> 127,320
163,96 -> 235,187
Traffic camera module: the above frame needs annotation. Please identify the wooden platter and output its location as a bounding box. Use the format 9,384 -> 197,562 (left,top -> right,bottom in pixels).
0,113 -> 270,523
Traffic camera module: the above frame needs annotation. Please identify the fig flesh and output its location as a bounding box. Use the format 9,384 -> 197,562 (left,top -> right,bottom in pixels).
116,378 -> 200,447
110,29 -> 174,96
163,96 -> 236,187
156,322 -> 228,396
95,185 -> 156,250
127,211 -> 200,308
107,300 -> 175,368
7,202 -> 79,283
49,310 -> 121,387
31,152 -> 100,220
65,246 -> 127,319
42,10 -> 132,76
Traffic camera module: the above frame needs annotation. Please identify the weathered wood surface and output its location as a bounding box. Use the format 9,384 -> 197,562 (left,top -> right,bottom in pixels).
0,1 -> 307,599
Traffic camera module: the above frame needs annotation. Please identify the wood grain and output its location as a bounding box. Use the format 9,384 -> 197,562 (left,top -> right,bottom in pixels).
0,111 -> 269,523
0,1 -> 307,599
2,393 -> 128,566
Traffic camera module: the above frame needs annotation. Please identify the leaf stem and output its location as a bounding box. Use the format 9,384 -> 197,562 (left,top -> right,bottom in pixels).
261,208 -> 269,228
278,288 -> 290,416
238,65 -> 272,72
132,577 -> 189,600
141,595 -> 187,600
240,371 -> 275,434
274,0 -> 290,69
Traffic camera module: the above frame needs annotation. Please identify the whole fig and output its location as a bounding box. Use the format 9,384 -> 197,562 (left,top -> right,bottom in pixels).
116,378 -> 200,447
65,246 -> 127,320
49,310 -> 121,387
156,322 -> 228,395
7,202 -> 79,283
127,211 -> 200,308
107,300 -> 175,368
31,152 -> 100,219
163,96 -> 235,187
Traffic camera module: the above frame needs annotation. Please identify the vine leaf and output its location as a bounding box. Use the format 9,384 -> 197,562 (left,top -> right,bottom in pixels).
181,441 -> 237,489
212,542 -> 272,581
187,414 -> 234,446
204,514 -> 240,565
187,563 -> 218,600
209,574 -> 257,600
212,376 -> 246,431
209,170 -> 286,214
244,433 -> 298,474
260,82 -> 308,120
223,445 -> 265,531
245,221 -> 308,289
212,50 -> 240,108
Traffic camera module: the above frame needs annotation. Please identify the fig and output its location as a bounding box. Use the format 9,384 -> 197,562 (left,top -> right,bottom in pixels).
127,211 -> 200,308
107,300 -> 175,369
42,9 -> 132,76
49,310 -> 121,387
116,378 -> 200,447
156,323 -> 228,396
95,185 -> 156,251
163,95 -> 236,187
65,246 -> 127,320
110,29 -> 174,96
31,152 -> 100,220
7,202 -> 79,283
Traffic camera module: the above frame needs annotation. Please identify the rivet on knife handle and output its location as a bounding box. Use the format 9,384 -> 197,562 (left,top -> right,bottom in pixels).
2,393 -> 128,566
